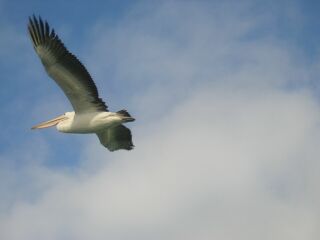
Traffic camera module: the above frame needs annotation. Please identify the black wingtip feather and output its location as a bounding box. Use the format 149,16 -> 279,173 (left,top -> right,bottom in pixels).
45,21 -> 50,38
39,17 -> 44,43
28,18 -> 38,45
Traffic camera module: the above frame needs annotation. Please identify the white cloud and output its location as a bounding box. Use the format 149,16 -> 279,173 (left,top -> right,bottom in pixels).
1,1 -> 320,240
1,85 -> 320,240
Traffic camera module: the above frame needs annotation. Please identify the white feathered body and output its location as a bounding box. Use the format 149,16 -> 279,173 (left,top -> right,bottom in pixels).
57,111 -> 122,133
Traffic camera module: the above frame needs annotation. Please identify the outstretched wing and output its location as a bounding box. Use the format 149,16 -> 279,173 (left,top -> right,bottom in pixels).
28,16 -> 108,113
97,125 -> 134,151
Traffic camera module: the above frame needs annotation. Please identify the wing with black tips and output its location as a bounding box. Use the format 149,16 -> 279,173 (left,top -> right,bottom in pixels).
28,16 -> 108,113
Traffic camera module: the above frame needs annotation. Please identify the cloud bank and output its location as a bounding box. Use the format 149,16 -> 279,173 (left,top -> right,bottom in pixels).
1,1 -> 320,240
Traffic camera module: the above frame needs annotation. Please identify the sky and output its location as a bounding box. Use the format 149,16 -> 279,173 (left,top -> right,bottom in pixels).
1,0 -> 320,239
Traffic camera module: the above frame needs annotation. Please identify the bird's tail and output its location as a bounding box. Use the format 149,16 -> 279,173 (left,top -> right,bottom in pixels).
117,109 -> 135,122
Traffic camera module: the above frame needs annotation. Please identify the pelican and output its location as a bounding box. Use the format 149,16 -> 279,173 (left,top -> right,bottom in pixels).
28,16 -> 135,151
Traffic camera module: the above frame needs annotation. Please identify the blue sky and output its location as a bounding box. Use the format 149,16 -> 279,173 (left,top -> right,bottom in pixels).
1,0 -> 320,239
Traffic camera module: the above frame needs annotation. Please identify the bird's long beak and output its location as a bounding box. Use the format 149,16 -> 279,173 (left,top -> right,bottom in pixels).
31,114 -> 68,130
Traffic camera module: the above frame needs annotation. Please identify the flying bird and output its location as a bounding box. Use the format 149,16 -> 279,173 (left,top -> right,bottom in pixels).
28,16 -> 135,151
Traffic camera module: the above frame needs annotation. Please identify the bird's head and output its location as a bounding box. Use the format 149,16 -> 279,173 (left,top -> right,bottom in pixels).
31,112 -> 73,130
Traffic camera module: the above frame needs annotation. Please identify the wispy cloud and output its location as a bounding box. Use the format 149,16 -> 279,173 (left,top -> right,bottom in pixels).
0,1 -> 320,240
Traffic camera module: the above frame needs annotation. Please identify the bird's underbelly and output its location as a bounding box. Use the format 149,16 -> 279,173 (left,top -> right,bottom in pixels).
67,121 -> 110,133
58,112 -> 120,134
